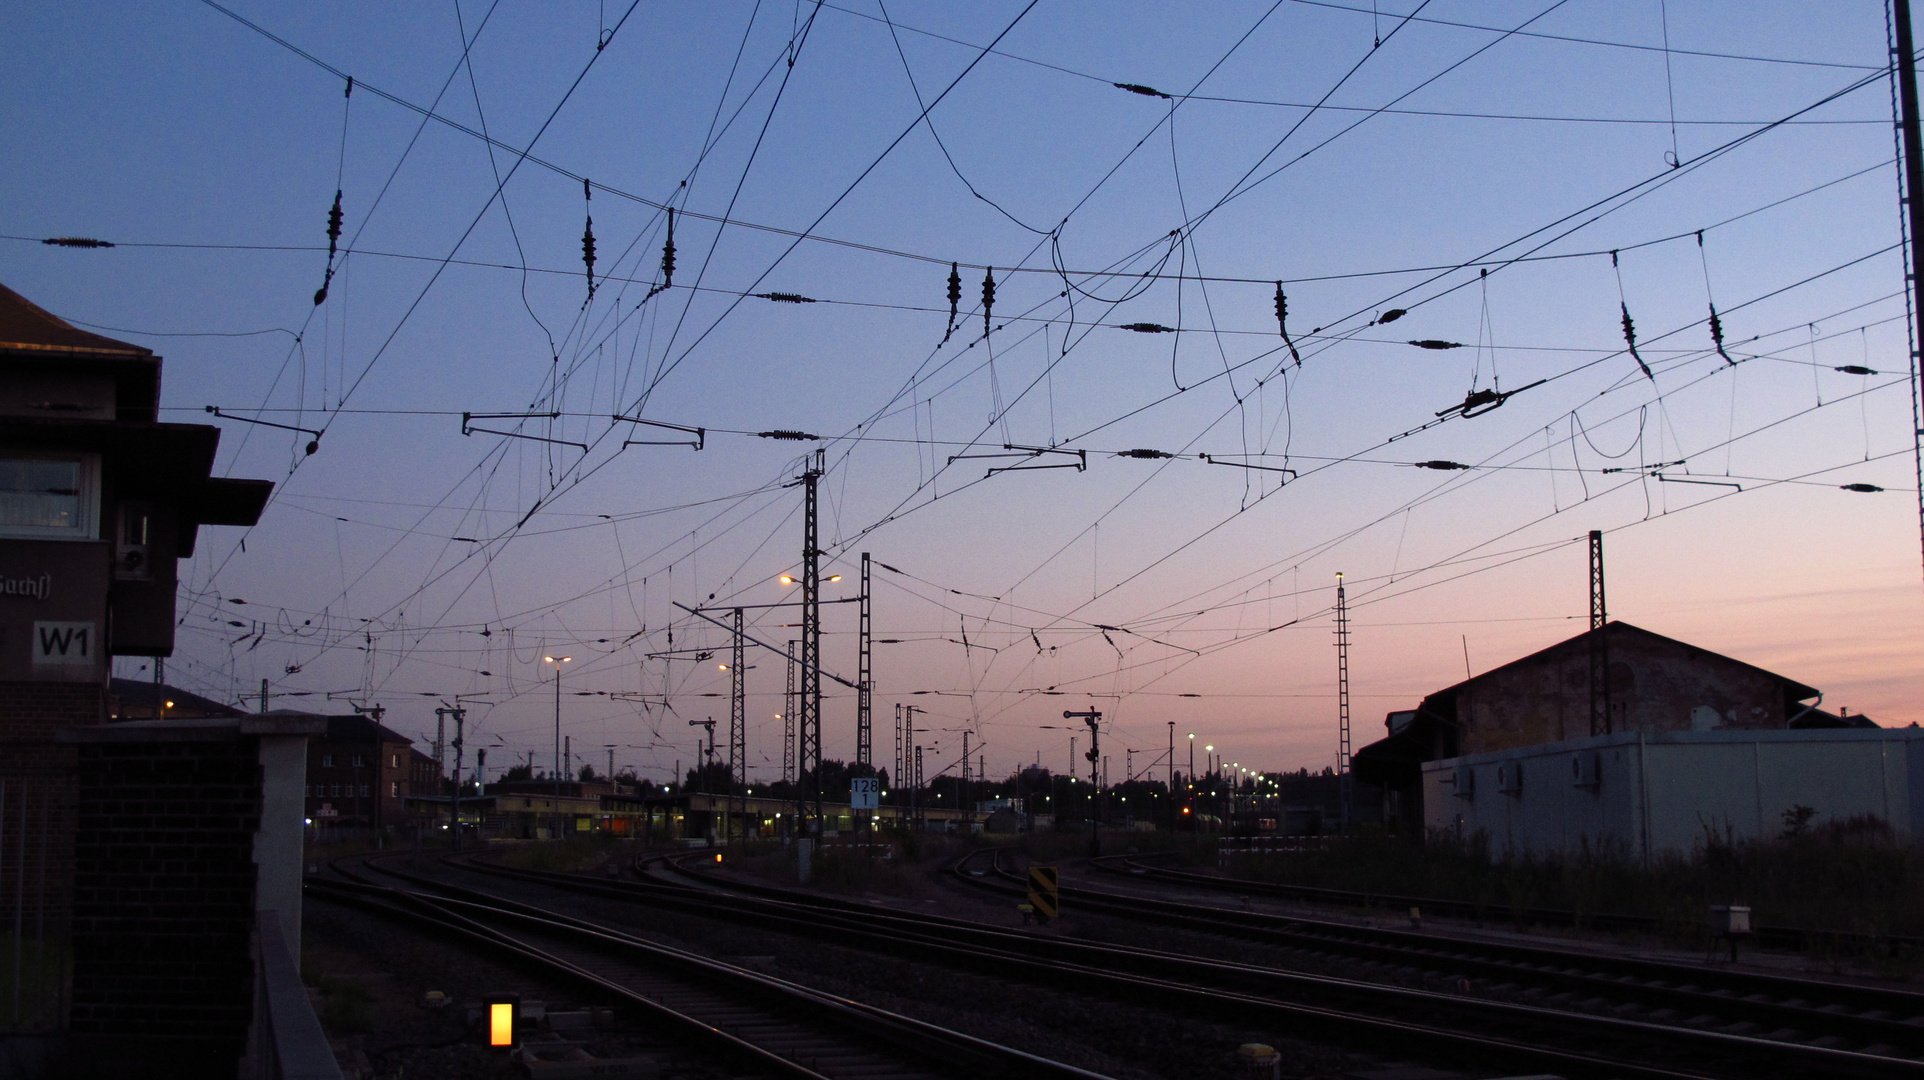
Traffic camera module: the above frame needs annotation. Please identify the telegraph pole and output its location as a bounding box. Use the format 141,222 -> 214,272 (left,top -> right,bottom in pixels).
1336,572 -> 1352,832
1895,0 -> 1924,591
858,552 -> 873,768
730,606 -> 746,841
1589,530 -> 1610,736
1065,709 -> 1103,856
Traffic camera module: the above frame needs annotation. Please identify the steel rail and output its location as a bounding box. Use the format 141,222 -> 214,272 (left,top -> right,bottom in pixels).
308,855 -> 1109,1080
965,849 -> 1924,1049
433,848 -> 1898,1080
1098,849 -> 1924,955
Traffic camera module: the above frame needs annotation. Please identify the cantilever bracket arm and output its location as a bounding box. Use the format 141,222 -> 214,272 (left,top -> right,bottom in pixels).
612,413 -> 704,450
949,444 -> 1087,478
673,602 -> 858,689
205,406 -> 322,440
460,412 -> 586,452
1654,473 -> 1741,490
1199,454 -> 1296,479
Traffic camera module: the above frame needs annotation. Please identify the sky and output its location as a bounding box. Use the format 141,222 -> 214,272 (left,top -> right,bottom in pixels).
4,1 -> 1921,786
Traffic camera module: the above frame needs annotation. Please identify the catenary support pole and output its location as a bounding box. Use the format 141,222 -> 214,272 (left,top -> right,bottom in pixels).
1895,0 -> 1924,593
1336,573 -> 1352,831
1590,530 -> 1610,736
730,606 -> 745,841
858,552 -> 872,768
795,449 -> 825,836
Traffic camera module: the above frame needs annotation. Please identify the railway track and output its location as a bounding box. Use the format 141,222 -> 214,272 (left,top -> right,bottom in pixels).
424,845 -> 1914,1079
303,852 -> 1112,1080
1099,848 -> 1924,955
954,847 -> 1924,1057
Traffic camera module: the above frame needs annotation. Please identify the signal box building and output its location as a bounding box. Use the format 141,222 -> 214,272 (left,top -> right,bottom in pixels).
0,283 -> 300,1078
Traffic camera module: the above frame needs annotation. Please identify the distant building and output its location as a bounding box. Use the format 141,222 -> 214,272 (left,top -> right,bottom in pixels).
1425,727 -> 1924,861
303,713 -> 420,831
107,677 -> 244,720
1355,621 -> 1834,836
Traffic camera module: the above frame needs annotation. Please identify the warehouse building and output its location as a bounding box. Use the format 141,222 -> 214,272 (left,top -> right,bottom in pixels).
1354,620 -> 1881,853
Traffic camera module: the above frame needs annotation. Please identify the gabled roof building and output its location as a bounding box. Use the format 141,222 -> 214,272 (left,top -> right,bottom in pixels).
1355,621 -> 1840,837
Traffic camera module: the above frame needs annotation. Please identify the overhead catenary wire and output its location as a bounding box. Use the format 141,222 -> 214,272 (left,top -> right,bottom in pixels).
93,5 -> 1916,752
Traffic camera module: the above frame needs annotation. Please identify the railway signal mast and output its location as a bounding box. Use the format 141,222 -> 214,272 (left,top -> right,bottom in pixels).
1064,709 -> 1103,856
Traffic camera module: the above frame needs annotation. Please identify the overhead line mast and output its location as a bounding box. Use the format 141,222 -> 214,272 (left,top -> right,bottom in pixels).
1335,573 -> 1351,832
784,640 -> 798,787
1893,0 -> 1924,595
1589,530 -> 1610,737
730,606 -> 745,841
858,552 -> 873,769
795,449 -> 825,836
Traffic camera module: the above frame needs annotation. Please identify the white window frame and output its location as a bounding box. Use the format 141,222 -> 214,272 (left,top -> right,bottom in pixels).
0,452 -> 100,540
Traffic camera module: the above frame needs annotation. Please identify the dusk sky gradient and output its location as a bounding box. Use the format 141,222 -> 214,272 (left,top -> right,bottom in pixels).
3,1 -> 1920,785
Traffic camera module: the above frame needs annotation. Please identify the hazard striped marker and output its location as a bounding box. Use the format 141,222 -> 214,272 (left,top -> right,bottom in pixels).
1027,865 -> 1059,923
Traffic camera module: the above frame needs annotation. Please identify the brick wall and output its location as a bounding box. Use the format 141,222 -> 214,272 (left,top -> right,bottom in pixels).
0,680 -> 94,1048
0,680 -> 104,743
68,736 -> 262,1077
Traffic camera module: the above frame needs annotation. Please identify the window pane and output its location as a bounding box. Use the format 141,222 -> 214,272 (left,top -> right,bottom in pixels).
0,459 -> 81,529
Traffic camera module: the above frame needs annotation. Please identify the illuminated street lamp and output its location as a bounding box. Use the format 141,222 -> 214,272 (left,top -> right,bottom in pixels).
543,654 -> 572,839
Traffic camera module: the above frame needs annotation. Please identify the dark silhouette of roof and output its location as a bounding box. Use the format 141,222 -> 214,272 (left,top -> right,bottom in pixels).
1428,620 -> 1818,703
0,282 -> 150,356
108,678 -> 246,719
309,713 -> 416,746
1352,620 -> 1830,788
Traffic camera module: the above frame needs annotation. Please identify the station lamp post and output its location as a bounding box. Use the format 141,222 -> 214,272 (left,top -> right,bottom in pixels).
543,654 -> 572,839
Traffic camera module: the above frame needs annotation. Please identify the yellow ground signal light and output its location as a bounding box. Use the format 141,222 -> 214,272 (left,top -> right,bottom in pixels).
485,995 -> 520,1048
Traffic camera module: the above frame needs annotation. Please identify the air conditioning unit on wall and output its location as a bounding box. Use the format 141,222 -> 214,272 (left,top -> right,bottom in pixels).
1496,761 -> 1522,796
1571,752 -> 1601,790
1451,763 -> 1475,799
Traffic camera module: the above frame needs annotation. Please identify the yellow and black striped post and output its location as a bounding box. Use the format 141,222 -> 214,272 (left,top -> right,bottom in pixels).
1027,865 -> 1059,923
